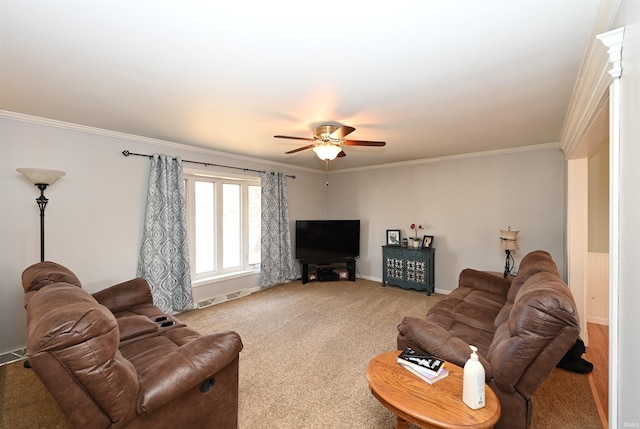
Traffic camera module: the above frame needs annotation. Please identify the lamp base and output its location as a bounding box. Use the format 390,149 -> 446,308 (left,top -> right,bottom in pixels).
36,184 -> 49,262
503,250 -> 515,278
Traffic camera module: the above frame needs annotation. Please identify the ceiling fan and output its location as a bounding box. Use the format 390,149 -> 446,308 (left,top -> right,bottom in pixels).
274,125 -> 386,161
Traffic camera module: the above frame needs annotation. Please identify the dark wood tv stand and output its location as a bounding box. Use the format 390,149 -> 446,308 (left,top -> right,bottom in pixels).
300,258 -> 356,284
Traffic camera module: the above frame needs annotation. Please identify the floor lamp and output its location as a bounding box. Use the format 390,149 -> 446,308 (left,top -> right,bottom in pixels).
499,226 -> 519,278
17,168 -> 66,262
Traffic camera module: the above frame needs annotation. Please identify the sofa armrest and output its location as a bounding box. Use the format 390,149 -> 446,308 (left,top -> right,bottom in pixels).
137,331 -> 243,415
397,316 -> 493,380
117,315 -> 159,341
93,278 -> 153,314
458,269 -> 511,297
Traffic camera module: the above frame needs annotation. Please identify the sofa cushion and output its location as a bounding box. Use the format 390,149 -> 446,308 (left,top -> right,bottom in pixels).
458,268 -> 511,299
118,315 -> 160,341
396,316 -> 494,378
427,295 -> 500,336
493,302 -> 514,329
494,250 -> 562,329
425,310 -> 496,357
26,283 -> 140,426
22,261 -> 82,308
27,284 -> 114,352
488,271 -> 579,397
507,250 -> 558,302
424,269 -> 509,344
119,328 -> 243,414
93,278 -> 154,314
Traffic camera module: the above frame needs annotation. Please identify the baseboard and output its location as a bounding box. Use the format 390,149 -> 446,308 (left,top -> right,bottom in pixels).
588,373 -> 609,429
357,274 -> 451,296
0,348 -> 27,367
195,288 -> 255,310
587,316 -> 609,325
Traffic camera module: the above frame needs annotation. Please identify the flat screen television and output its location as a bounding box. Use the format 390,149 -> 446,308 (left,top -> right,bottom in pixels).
295,220 -> 360,260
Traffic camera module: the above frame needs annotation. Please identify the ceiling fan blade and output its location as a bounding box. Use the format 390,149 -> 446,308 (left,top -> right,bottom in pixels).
274,135 -> 314,141
285,144 -> 316,154
337,150 -> 347,158
330,126 -> 356,140
343,139 -> 386,147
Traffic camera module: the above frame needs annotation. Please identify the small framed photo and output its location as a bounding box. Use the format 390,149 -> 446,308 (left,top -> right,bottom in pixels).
386,229 -> 401,246
422,235 -> 434,248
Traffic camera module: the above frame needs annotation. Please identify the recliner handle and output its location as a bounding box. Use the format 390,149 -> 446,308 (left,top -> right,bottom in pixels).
200,377 -> 215,393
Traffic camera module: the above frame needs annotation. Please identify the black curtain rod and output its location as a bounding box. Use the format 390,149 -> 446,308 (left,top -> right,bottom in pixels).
122,150 -> 295,179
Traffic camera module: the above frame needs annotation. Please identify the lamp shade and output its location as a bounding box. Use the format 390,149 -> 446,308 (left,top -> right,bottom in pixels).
313,144 -> 342,161
17,168 -> 65,185
500,228 -> 519,251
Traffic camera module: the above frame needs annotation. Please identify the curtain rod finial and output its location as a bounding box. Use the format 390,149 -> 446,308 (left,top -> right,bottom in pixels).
122,150 -> 131,156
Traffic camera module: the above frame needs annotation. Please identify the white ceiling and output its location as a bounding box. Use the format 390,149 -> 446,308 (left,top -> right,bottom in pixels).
0,1 -> 602,171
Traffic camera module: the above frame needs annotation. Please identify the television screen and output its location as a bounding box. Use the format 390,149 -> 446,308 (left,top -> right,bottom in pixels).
295,220 -> 360,260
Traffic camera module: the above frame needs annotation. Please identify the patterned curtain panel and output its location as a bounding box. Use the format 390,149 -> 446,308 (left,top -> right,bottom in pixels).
259,171 -> 296,288
137,154 -> 194,313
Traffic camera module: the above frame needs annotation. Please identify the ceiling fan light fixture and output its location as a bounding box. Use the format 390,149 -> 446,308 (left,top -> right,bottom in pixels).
313,143 -> 342,161
277,124 -> 385,159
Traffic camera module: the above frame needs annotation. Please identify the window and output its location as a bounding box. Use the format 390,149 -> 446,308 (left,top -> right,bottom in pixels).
186,173 -> 261,281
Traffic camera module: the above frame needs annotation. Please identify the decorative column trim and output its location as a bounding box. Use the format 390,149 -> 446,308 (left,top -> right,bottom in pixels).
597,25 -> 624,429
559,0 -> 622,159
596,27 -> 625,78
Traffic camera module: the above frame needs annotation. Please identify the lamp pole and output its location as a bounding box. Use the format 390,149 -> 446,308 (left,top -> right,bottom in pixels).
35,184 -> 49,262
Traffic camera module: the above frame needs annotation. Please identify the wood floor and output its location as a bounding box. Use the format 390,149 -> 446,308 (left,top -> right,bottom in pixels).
585,322 -> 609,429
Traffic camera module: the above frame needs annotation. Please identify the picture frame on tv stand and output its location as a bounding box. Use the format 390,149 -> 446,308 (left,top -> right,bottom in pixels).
386,229 -> 401,246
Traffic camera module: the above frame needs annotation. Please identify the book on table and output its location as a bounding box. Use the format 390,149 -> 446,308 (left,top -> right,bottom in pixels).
397,348 -> 446,376
398,361 -> 449,384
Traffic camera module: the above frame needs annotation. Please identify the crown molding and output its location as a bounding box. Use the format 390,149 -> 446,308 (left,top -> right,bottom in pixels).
329,142 -> 561,175
2,109 -> 563,176
0,110 -> 319,175
559,0 -> 622,159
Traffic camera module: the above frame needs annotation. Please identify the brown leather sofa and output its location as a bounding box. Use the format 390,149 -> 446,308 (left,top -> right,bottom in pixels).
22,261 -> 243,429
397,250 -> 580,429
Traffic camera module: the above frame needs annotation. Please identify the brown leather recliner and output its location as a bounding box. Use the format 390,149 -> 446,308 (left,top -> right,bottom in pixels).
397,250 -> 580,429
22,261 -> 243,429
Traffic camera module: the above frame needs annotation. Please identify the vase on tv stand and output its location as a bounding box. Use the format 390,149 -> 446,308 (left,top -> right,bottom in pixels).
409,223 -> 423,248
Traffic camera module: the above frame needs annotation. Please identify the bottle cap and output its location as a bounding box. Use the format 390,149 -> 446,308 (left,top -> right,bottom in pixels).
469,345 -> 479,360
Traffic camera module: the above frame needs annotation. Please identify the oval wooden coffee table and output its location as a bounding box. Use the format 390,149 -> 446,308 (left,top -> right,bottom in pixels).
367,351 -> 501,429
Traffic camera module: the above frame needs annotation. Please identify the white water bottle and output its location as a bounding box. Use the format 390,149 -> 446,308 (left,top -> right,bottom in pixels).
463,345 -> 485,409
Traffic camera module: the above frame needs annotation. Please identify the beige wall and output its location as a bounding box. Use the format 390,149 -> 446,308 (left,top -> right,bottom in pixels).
326,148 -> 566,292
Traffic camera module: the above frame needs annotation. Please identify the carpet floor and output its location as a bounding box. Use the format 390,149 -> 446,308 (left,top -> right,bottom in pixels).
0,279 -> 601,429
